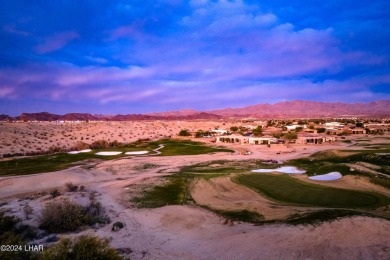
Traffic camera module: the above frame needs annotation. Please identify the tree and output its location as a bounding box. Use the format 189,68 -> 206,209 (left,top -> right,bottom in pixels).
272,131 -> 282,138
252,126 -> 263,136
230,126 -> 239,132
195,130 -> 205,138
356,122 -> 364,127
178,129 -> 191,137
267,121 -> 275,127
42,235 -> 121,260
283,132 -> 297,147
317,128 -> 326,133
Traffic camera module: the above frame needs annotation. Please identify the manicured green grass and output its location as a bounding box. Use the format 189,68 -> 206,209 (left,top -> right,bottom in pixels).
289,150 -> 390,177
235,174 -> 390,209
370,176 -> 390,189
131,170 -> 235,208
179,159 -> 271,174
131,160 -> 252,208
0,153 -> 110,176
0,139 -> 233,176
151,139 -> 233,156
209,208 -> 265,223
273,209 -> 377,226
132,177 -> 191,208
287,158 -> 353,177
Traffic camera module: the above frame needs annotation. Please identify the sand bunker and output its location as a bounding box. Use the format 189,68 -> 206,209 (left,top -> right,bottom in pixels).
67,149 -> 92,154
125,151 -> 149,155
309,172 -> 342,181
95,151 -> 122,156
191,177 -> 298,220
252,166 -> 306,174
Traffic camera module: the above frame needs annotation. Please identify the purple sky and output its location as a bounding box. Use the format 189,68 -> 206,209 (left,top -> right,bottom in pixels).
1,0 -> 390,115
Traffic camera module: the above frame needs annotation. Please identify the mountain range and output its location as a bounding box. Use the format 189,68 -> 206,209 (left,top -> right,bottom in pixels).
1,100 -> 389,121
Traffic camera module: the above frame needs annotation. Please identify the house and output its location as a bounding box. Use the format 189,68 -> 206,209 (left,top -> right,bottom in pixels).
286,124 -> 306,131
303,128 -> 317,134
350,128 -> 365,134
296,134 -> 337,145
325,122 -> 342,127
210,129 -> 229,136
248,136 -> 278,145
366,124 -> 390,134
326,128 -> 341,135
216,134 -> 249,144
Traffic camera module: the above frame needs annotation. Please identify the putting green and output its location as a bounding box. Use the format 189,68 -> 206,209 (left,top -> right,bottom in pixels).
235,174 -> 390,209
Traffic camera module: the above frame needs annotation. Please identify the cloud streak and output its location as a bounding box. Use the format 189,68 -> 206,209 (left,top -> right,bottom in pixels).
35,31 -> 79,54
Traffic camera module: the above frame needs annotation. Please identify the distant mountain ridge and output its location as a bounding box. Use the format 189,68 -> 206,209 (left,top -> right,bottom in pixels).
210,100 -> 390,118
2,100 -> 389,121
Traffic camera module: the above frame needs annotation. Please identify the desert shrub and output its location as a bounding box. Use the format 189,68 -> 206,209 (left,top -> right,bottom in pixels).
15,224 -> 37,240
73,141 -> 89,150
111,222 -> 124,232
110,140 -> 122,147
0,212 -> 37,260
178,129 -> 191,136
39,200 -> 91,233
230,126 -> 239,132
23,205 -> 33,220
65,182 -> 78,192
48,146 -> 62,153
50,189 -> 61,198
89,190 -> 97,201
88,201 -> 102,216
93,215 -> 111,225
42,235 -> 121,260
89,140 -> 110,149
195,130 -> 205,138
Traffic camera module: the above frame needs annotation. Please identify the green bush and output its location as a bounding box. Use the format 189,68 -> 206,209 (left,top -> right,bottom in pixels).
178,129 -> 191,136
42,235 -> 122,260
39,200 -> 91,233
89,139 -> 110,149
316,127 -> 326,133
0,212 -> 36,260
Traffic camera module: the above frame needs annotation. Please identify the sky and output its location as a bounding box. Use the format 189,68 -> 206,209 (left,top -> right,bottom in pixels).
1,0 -> 390,115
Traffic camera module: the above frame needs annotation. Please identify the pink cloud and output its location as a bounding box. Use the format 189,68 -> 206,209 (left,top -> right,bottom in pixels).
0,87 -> 14,97
3,24 -> 30,36
109,24 -> 146,40
35,31 -> 79,54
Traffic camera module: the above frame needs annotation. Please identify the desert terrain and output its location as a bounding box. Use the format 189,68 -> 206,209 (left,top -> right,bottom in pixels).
0,120 -> 240,156
0,120 -> 389,259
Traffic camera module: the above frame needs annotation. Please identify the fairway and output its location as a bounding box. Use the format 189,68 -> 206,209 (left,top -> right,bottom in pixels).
153,139 -> 233,156
0,139 -> 233,176
235,174 -> 390,209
